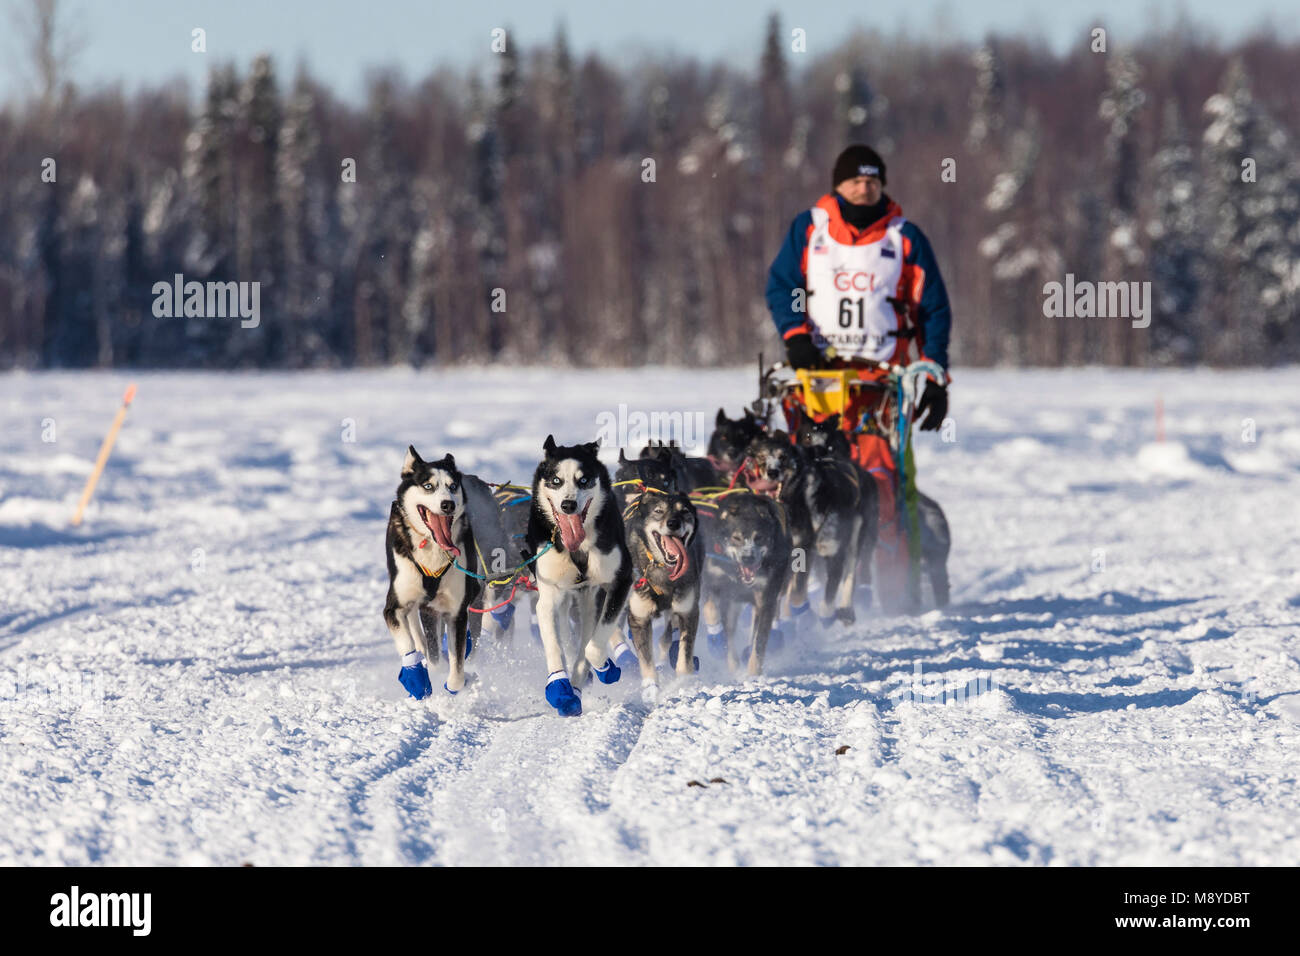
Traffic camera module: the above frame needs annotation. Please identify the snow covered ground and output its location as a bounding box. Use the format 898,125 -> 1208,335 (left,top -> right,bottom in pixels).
2,366 -> 1299,866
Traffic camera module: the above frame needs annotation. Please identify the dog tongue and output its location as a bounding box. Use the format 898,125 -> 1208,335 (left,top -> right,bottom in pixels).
555,510 -> 586,551
663,535 -> 689,580
429,514 -> 460,556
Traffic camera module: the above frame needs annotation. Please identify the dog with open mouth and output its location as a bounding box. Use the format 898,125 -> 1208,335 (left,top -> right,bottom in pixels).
700,492 -> 792,675
524,435 -> 634,716
383,447 -> 481,699
623,490 -> 704,686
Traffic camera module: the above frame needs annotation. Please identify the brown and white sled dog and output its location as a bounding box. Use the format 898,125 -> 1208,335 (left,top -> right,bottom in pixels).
525,436 -> 634,716
383,447 -> 481,699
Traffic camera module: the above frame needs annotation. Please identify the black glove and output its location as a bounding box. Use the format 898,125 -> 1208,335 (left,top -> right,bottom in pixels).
916,379 -> 948,431
784,333 -> 823,370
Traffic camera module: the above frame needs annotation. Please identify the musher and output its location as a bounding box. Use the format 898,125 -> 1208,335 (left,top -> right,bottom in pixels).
765,143 -> 952,609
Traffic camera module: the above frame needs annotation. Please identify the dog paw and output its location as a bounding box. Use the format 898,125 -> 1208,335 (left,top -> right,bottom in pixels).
819,614 -> 837,629
667,641 -> 700,673
398,652 -> 433,700
443,682 -> 459,696
705,627 -> 727,659
612,640 -> 638,671
766,624 -> 786,654
641,682 -> 659,706
593,658 -> 621,685
545,671 -> 582,717
834,607 -> 856,626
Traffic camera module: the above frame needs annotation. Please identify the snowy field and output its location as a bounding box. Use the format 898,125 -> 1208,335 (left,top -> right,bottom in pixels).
2,366 -> 1299,866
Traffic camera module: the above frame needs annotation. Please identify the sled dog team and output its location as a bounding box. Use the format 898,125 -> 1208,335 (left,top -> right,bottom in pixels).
384,410 -> 950,716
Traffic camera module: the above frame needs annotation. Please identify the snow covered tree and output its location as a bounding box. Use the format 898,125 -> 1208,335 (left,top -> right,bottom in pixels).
235,54 -> 283,363
1099,51 -> 1147,364
1201,59 -> 1300,363
1146,100 -> 1204,363
966,41 -> 1005,150
276,68 -> 326,366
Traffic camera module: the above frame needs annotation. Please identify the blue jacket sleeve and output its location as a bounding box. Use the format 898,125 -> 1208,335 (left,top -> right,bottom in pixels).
901,222 -> 952,373
765,210 -> 814,339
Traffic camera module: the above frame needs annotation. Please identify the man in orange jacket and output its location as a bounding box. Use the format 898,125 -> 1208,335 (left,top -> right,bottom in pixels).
765,144 -> 952,610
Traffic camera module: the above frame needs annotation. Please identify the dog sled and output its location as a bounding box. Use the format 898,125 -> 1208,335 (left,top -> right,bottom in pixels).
753,355 -> 949,613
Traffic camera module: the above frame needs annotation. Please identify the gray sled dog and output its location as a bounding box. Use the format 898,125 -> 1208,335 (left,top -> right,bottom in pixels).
624,489 -> 704,690
700,492 -> 792,675
524,436 -> 634,716
793,413 -> 949,611
383,447 -> 481,699
743,430 -> 864,627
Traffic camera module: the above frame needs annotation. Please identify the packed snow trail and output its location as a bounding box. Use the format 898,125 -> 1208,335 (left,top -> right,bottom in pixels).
2,368 -> 1299,865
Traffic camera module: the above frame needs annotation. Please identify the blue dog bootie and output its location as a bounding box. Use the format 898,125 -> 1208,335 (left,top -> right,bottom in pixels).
489,601 -> 516,634
767,623 -> 786,654
612,639 -> 639,671
705,622 -> 727,659
667,640 -> 700,673
399,650 -> 433,700
788,600 -> 818,635
440,626 -> 474,660
593,658 -> 621,685
545,670 -> 582,717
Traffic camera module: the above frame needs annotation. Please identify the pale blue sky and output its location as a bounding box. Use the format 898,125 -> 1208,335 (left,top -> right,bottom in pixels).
3,0 -> 1296,105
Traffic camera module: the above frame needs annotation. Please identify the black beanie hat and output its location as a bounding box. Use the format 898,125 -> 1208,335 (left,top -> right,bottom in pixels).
832,144 -> 887,188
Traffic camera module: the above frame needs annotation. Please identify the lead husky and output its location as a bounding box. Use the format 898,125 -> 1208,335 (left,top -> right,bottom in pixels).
383,447 -> 480,699
525,436 -> 634,716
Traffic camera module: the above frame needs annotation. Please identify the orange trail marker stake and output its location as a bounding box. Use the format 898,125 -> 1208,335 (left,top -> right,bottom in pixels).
70,383 -> 137,527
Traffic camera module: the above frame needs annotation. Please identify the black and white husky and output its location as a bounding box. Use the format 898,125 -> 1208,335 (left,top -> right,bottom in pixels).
525,436 -> 634,716
383,447 -> 480,699
624,490 -> 704,689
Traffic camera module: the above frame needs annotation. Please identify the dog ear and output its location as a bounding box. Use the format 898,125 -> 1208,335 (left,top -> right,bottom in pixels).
584,439 -> 600,454
402,445 -> 423,477
716,409 -> 727,428
441,452 -> 456,471
618,449 -> 628,464
543,434 -> 557,455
